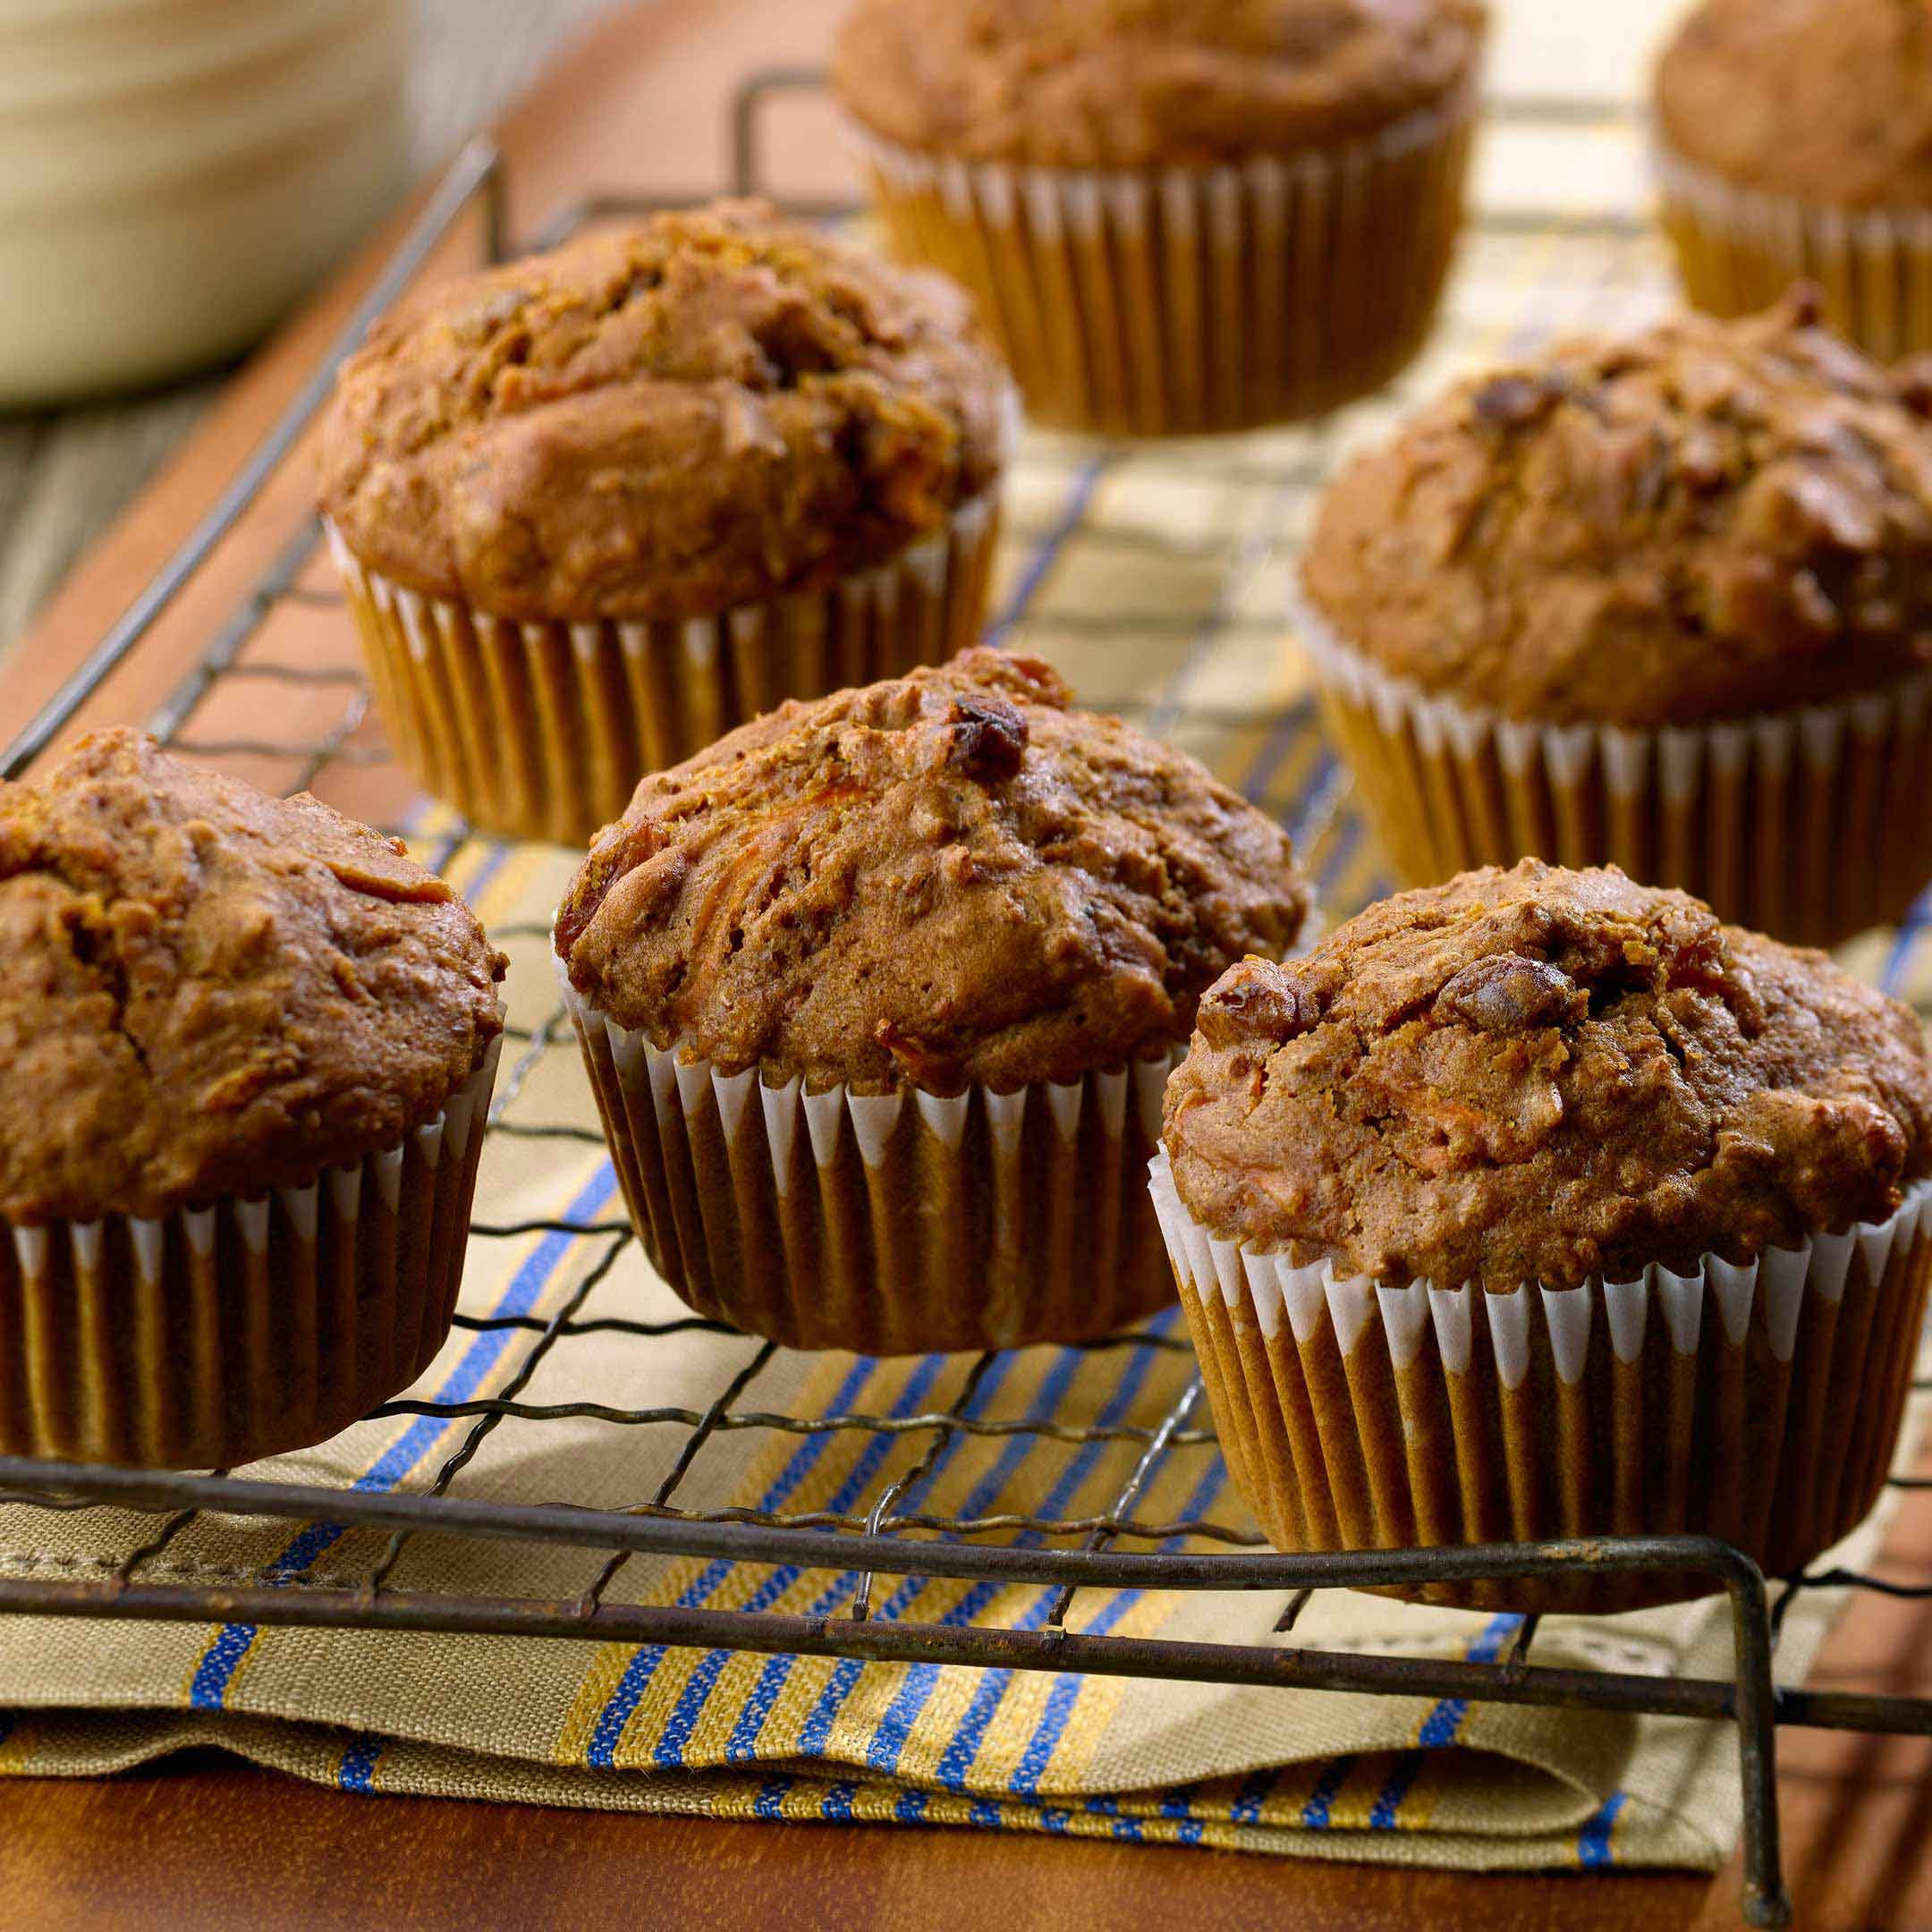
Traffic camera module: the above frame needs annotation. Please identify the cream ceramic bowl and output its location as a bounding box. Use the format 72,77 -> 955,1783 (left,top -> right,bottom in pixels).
0,0 -> 406,403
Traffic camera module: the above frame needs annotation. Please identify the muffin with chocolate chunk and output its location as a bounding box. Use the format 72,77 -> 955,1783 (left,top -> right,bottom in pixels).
832,0 -> 1487,435
319,199 -> 1011,846
555,648 -> 1309,1352
1154,860 -> 1932,1611
1297,291 -> 1932,948
1655,0 -> 1932,359
0,730 -> 505,1470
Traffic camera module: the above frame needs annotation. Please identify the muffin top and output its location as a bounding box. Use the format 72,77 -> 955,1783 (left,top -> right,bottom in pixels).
317,201 -> 1010,623
555,648 -> 1309,1093
831,0 -> 1486,171
1301,292 -> 1932,727
1164,860 -> 1932,1292
1657,0 -> 1932,208
0,731 -> 506,1224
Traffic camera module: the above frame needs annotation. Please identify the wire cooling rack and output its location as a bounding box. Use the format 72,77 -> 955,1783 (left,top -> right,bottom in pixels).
4,79 -> 1932,1931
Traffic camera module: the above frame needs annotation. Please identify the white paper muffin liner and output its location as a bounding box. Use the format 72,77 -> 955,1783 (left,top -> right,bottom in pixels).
0,1044 -> 499,1470
1292,580 -> 1932,949
560,977 -> 1181,1354
326,491 -> 1000,847
1150,1147 -> 1932,1612
845,81 -> 1479,436
1654,135 -> 1932,361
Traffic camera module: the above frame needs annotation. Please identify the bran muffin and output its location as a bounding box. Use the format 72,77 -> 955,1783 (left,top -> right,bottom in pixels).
0,730 -> 505,1468
1655,0 -> 1932,359
1297,290 -> 1932,947
1154,860 -> 1932,1610
555,647 -> 1310,1352
318,200 -> 1012,845
832,0 -> 1487,436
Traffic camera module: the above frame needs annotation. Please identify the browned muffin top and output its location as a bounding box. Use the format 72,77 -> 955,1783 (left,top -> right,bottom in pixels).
832,0 -> 1486,171
1657,0 -> 1932,208
317,201 -> 1010,623
1301,292 -> 1932,727
555,648 -> 1310,1093
0,731 -> 507,1224
1165,860 -> 1932,1291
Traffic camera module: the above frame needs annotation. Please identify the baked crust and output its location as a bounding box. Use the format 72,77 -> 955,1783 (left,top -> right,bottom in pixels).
832,0 -> 1486,171
1165,860 -> 1932,1288
1302,292 -> 1932,725
555,648 -> 1310,1093
0,731 -> 506,1223
318,202 -> 1009,621
1657,0 -> 1932,209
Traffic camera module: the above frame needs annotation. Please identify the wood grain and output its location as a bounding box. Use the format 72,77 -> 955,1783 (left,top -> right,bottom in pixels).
0,1750 -> 1711,1932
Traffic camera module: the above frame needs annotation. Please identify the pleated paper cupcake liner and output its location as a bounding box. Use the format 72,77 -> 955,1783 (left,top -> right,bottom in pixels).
561,978 -> 1180,1354
1292,585 -> 1932,950
0,1043 -> 499,1470
326,491 -> 1000,848
1654,137 -> 1932,361
847,86 -> 1478,438
1150,1149 -> 1932,1613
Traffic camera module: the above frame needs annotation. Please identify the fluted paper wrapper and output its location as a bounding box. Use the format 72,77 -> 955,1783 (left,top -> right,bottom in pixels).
1151,1148 -> 1932,1613
0,1046 -> 499,1470
1295,588 -> 1932,950
849,89 -> 1477,437
1656,137 -> 1932,361
563,981 -> 1179,1354
326,494 -> 999,847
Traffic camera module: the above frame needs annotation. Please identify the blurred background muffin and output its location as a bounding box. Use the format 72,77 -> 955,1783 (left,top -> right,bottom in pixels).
0,729 -> 504,1469
318,199 -> 1013,846
832,0 -> 1488,436
1294,289 -> 1932,949
555,647 -> 1309,1353
1654,0 -> 1932,360
1154,860 -> 1932,1610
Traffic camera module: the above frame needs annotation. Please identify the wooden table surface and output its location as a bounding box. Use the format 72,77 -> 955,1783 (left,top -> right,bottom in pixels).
2,4 -> 1930,1926
0,1750 -> 1709,1932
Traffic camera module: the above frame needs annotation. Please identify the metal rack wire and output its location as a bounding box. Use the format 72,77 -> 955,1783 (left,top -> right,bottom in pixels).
2,76 -> 1932,1932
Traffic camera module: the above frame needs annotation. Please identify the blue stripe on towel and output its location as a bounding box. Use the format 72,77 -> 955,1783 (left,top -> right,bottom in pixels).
1579,1790 -> 1627,1868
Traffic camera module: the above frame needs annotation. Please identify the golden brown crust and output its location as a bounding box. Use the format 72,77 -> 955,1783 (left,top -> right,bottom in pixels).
1165,860 -> 1932,1290
555,648 -> 1310,1093
832,0 -> 1485,170
0,732 -> 506,1224
1657,0 -> 1932,208
1302,292 -> 1932,726
317,201 -> 1010,622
